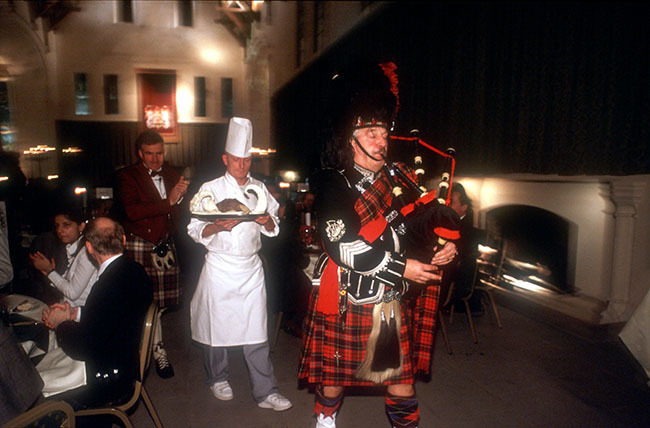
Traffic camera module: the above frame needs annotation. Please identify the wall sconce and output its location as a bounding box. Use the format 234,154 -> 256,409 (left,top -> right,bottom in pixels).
23,145 -> 56,155
62,147 -> 83,154
279,170 -> 299,182
75,186 -> 88,210
250,147 -> 276,157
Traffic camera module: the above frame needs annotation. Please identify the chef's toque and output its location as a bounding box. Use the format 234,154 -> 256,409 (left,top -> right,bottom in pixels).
225,117 -> 253,158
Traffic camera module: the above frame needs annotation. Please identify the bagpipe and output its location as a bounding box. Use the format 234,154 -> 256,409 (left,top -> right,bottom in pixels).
383,130 -> 461,265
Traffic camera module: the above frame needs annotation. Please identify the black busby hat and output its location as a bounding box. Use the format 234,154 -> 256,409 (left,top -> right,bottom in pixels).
328,60 -> 400,136
319,59 -> 400,170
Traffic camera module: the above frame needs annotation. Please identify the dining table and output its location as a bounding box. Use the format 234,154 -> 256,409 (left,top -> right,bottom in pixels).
0,293 -> 87,397
1,293 -> 49,355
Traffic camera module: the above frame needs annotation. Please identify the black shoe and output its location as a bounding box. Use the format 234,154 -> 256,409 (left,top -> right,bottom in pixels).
154,344 -> 175,378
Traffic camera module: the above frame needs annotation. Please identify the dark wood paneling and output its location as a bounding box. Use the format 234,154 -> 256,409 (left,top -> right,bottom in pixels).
55,121 -> 227,188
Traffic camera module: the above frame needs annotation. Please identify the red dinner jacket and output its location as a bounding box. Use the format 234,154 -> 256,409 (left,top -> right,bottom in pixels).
115,162 -> 182,244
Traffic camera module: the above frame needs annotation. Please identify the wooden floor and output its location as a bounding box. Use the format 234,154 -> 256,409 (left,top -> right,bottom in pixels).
127,288 -> 650,428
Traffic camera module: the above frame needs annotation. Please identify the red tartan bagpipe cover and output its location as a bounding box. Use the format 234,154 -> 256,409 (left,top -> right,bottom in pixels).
388,136 -> 461,374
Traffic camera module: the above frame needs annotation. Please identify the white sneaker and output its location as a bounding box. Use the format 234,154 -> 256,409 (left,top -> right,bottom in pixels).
210,380 -> 233,401
315,413 -> 337,428
258,392 -> 293,411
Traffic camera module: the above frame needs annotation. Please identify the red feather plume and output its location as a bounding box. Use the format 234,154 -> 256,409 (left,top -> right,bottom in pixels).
379,62 -> 400,115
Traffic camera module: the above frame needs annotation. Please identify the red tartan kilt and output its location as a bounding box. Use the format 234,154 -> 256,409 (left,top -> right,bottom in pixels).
299,287 -> 414,386
125,235 -> 181,308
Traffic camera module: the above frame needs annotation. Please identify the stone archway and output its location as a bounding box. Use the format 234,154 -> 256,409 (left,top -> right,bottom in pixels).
0,5 -> 55,178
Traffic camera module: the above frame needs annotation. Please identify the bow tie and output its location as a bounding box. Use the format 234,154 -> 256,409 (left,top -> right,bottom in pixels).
150,170 -> 162,177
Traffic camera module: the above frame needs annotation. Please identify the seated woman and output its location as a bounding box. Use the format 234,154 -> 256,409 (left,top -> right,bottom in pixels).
30,208 -> 98,307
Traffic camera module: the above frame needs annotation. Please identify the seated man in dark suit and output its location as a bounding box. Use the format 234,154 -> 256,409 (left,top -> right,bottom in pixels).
42,217 -> 153,410
0,320 -> 44,425
447,183 -> 483,314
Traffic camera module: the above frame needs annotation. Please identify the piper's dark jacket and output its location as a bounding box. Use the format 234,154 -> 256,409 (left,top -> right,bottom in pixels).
312,165 -> 461,305
313,167 -> 407,305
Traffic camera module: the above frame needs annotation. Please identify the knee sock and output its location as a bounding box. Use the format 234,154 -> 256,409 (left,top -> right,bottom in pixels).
313,386 -> 343,419
154,308 -> 164,341
385,394 -> 420,428
153,307 -> 167,355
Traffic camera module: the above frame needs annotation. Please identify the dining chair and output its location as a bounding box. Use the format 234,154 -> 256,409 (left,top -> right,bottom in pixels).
436,280 -> 454,354
1,400 -> 75,428
75,302 -> 164,428
448,259 -> 503,344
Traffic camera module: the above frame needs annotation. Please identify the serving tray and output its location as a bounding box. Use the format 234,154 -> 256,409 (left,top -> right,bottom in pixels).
191,212 -> 265,221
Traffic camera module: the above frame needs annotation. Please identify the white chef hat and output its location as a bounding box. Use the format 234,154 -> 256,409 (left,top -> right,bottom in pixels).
224,117 -> 253,158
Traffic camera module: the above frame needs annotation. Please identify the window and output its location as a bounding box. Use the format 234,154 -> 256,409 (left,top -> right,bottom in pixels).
0,81 -> 12,150
137,71 -> 178,141
104,74 -> 119,115
221,78 -> 233,118
178,0 -> 193,27
117,0 -> 133,23
74,73 -> 90,115
194,76 -> 206,117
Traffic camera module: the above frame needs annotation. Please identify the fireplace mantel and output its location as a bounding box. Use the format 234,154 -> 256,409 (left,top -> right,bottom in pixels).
454,174 -> 650,325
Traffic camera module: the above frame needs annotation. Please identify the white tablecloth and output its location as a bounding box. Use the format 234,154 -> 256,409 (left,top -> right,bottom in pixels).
36,331 -> 86,397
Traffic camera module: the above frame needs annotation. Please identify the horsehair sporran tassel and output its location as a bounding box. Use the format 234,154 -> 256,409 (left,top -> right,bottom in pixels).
372,302 -> 400,371
356,300 -> 403,383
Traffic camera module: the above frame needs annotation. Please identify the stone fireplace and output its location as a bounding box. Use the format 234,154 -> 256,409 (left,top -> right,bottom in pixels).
485,204 -> 571,294
455,174 -> 649,325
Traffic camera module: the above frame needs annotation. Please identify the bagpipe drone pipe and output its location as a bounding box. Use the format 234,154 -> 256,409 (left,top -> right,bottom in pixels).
384,130 -> 462,265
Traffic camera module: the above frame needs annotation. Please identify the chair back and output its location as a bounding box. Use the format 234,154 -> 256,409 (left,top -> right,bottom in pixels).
1,400 -> 75,428
139,302 -> 158,381
74,301 -> 163,428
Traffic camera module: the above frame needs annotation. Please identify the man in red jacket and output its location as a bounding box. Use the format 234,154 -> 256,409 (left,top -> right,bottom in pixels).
115,130 -> 189,378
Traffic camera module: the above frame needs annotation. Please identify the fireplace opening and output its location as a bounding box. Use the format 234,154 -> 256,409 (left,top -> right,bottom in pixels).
482,205 -> 573,295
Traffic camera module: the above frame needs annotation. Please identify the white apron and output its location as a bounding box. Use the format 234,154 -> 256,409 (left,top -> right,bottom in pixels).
190,252 -> 267,346
187,173 -> 279,347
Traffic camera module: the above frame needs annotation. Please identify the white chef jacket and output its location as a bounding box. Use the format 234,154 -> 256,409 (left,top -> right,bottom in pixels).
187,172 -> 280,347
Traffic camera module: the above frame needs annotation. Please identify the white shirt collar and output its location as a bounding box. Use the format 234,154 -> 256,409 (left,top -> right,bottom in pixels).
97,253 -> 122,278
353,163 -> 377,179
66,236 -> 82,258
224,171 -> 250,188
144,162 -> 162,176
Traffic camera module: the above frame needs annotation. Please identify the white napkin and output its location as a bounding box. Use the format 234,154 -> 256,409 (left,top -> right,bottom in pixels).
21,340 -> 46,358
36,332 -> 86,397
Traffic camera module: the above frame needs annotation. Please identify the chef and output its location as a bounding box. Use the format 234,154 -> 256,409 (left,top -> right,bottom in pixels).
187,117 -> 293,412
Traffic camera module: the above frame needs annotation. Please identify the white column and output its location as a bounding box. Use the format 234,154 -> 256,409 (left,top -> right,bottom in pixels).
601,180 -> 645,323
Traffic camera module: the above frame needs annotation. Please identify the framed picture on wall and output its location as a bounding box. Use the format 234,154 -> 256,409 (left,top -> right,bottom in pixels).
136,69 -> 178,142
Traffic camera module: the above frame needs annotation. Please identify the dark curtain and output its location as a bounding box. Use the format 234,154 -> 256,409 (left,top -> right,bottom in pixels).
272,2 -> 650,177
